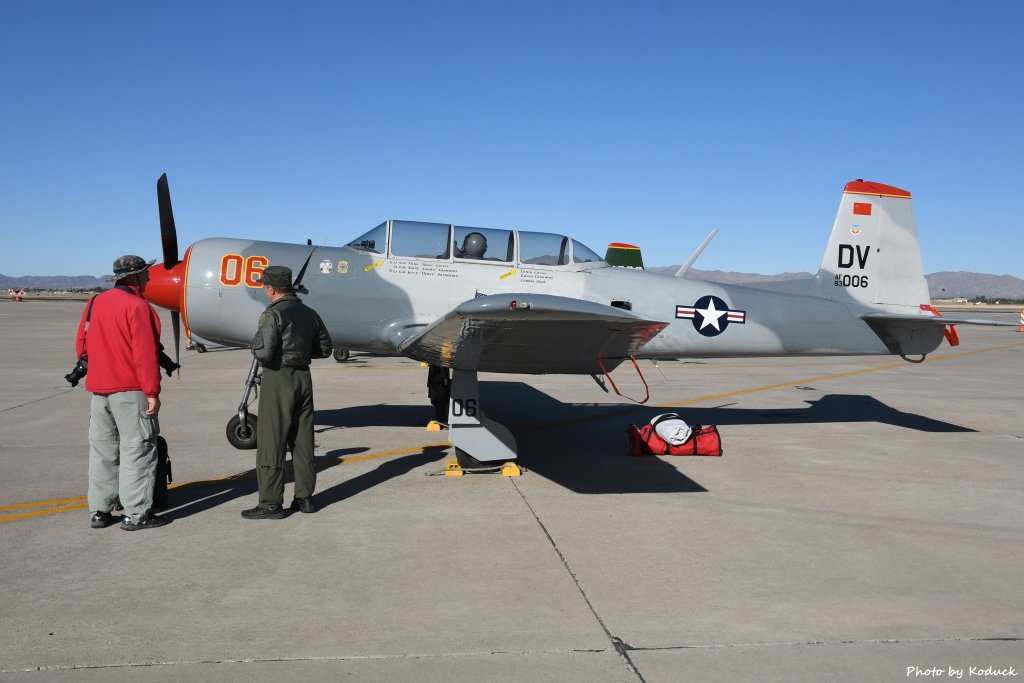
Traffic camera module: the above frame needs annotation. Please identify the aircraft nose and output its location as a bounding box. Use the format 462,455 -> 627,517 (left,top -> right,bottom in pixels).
145,260 -> 184,312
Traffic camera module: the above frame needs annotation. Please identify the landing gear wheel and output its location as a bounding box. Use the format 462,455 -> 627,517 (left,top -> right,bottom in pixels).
431,395 -> 449,424
333,349 -> 350,362
427,365 -> 451,423
226,414 -> 258,450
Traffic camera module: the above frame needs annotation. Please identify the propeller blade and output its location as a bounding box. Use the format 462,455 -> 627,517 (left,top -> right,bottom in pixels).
171,311 -> 181,374
157,173 -> 180,268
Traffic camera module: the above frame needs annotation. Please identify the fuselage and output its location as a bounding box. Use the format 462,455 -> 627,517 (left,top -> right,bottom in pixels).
144,219 -> 933,371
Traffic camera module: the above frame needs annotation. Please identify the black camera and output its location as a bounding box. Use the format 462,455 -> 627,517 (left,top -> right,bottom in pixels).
65,358 -> 88,387
158,350 -> 180,377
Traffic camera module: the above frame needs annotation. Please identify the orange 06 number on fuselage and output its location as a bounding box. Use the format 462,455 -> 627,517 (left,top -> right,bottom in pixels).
220,254 -> 269,288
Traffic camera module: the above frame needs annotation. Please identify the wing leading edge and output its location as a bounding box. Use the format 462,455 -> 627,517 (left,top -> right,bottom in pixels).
398,293 -> 668,374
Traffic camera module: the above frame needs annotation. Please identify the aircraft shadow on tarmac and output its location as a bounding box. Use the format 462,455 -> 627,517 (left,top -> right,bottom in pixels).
314,381 -> 975,496
162,382 -> 975,514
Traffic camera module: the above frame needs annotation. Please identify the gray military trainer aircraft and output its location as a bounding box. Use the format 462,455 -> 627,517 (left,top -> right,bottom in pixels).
144,176 -> 1016,466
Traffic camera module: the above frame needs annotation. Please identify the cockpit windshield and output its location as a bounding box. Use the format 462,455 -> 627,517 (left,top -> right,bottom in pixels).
347,222 -> 386,254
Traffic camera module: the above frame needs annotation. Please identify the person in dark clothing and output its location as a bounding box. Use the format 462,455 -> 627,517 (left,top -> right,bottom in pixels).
241,265 -> 333,519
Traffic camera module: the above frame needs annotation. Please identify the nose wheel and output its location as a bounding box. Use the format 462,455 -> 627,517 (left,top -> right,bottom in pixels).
226,413 -> 258,449
226,357 -> 262,450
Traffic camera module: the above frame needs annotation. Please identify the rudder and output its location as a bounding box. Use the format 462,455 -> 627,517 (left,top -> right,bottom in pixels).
816,180 -> 929,309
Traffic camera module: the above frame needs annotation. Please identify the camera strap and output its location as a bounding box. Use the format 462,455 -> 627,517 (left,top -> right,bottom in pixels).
83,285 -> 135,330
81,294 -> 99,331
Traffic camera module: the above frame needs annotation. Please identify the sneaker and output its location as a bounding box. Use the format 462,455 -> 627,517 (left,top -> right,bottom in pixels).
120,514 -> 169,531
290,497 -> 318,514
240,505 -> 284,520
90,511 -> 114,529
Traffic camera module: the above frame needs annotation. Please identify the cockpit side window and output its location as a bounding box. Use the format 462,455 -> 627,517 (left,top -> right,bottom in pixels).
519,232 -> 570,266
453,226 -> 514,262
390,220 -> 451,259
347,222 -> 386,254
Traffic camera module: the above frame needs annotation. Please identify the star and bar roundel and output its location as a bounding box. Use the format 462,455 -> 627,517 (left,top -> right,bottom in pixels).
675,295 -> 747,337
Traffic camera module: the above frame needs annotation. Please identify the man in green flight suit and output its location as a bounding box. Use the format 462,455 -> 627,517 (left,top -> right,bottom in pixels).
242,265 -> 333,519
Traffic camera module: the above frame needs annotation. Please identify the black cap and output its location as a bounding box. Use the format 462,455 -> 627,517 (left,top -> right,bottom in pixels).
254,265 -> 293,288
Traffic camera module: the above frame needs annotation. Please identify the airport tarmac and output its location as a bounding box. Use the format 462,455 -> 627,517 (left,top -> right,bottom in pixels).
0,301 -> 1021,682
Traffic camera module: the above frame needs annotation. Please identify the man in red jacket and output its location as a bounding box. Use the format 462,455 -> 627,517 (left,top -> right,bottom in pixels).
75,255 -> 169,530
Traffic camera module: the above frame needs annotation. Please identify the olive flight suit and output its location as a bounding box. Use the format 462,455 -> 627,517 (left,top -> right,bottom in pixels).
251,294 -> 333,508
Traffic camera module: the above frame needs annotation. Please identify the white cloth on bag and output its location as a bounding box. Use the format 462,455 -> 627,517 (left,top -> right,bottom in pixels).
652,413 -> 692,445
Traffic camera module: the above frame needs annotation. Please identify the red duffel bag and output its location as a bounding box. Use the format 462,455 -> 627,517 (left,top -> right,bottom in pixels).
626,422 -> 722,457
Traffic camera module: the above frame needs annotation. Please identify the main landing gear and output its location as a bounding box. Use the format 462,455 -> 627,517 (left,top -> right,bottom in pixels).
427,365 -> 519,469
446,368 -> 518,469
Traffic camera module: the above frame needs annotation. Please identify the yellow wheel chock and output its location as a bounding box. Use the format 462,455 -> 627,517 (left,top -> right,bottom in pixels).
500,462 -> 522,477
440,459 -> 523,477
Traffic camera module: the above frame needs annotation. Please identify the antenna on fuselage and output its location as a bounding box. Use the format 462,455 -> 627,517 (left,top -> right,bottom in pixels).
674,228 -> 718,278
292,239 -> 327,295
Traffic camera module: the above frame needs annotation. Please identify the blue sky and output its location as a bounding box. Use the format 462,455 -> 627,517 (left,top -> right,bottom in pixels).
1,1 -> 1022,278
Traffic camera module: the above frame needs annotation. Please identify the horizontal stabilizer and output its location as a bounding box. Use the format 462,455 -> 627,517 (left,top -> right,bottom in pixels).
861,313 -> 1020,327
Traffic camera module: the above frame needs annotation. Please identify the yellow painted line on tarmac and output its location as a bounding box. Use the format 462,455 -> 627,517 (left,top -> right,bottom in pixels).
0,502 -> 87,523
0,495 -> 88,512
659,341 -> 1024,408
0,444 -> 453,525
660,364 -> 905,407
337,443 -> 450,464
520,341 -> 1024,434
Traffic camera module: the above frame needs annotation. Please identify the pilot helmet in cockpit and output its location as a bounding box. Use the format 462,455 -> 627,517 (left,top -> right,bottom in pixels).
460,232 -> 487,259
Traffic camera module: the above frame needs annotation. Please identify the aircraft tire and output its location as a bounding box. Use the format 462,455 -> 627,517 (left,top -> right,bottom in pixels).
332,349 -> 350,362
226,414 -> 258,450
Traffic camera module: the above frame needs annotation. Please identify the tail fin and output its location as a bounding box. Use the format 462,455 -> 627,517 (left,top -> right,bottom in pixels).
815,180 -> 929,309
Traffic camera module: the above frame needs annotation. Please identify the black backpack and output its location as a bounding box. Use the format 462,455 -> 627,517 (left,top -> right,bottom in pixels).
154,436 -> 173,509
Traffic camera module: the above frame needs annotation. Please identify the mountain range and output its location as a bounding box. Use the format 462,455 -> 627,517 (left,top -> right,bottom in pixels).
3,270 -> 1023,300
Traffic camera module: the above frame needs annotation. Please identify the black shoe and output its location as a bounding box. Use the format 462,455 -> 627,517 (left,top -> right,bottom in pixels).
290,497 -> 318,514
120,514 -> 169,531
241,505 -> 284,520
90,511 -> 114,529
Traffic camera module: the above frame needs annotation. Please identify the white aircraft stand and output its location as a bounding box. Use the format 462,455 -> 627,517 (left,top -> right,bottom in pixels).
448,369 -> 518,468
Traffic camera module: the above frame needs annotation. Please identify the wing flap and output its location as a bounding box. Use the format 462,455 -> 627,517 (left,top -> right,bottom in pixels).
399,293 -> 668,373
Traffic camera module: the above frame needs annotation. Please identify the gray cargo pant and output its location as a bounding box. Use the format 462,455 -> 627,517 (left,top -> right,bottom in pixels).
88,391 -> 159,523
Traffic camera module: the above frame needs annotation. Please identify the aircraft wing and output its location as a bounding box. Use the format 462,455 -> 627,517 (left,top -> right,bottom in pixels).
396,293 -> 668,374
860,313 -> 1019,327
